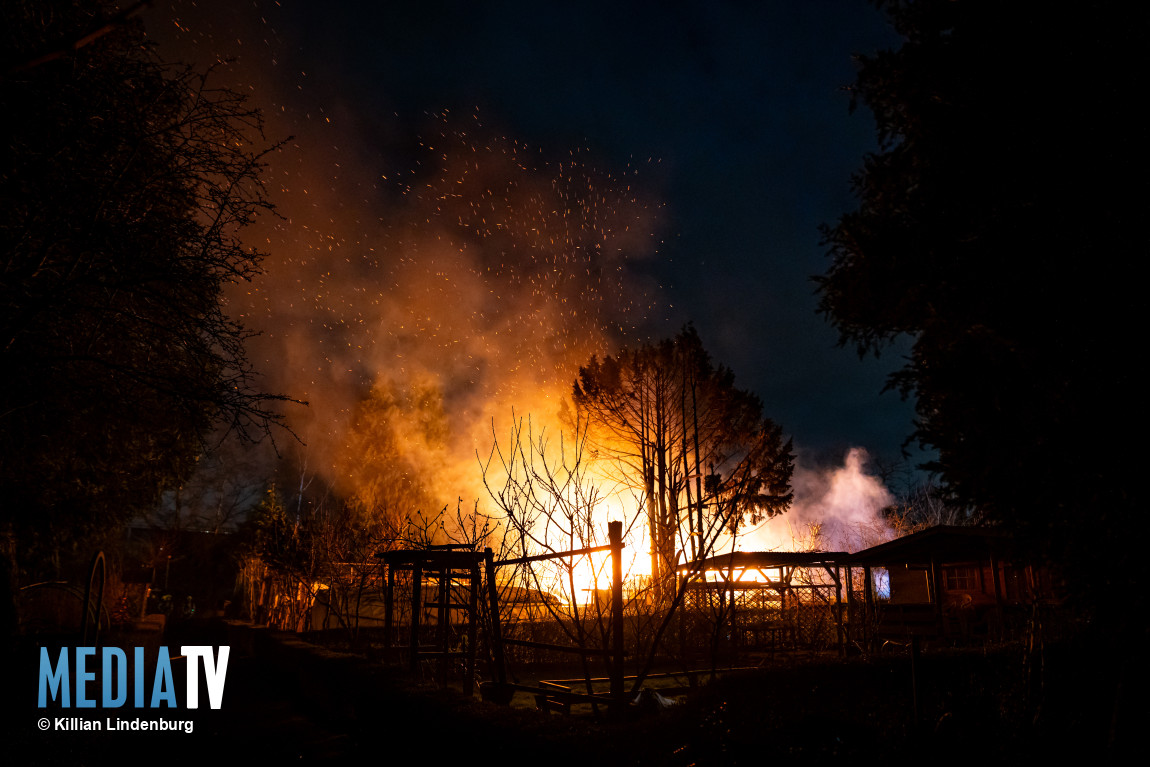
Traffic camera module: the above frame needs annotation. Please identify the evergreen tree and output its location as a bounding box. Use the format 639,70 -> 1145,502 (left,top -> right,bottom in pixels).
573,326 -> 793,589
817,1 -> 1139,613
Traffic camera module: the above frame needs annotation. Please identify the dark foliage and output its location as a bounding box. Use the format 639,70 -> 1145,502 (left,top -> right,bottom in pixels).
816,1 -> 1140,609
0,0 -> 285,573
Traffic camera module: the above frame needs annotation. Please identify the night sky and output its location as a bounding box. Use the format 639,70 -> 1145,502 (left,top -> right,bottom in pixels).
150,1 -> 927,477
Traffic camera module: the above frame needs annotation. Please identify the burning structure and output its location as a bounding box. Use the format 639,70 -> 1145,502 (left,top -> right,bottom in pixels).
238,520 -> 1060,718
670,524 -> 1056,661
676,551 -> 852,657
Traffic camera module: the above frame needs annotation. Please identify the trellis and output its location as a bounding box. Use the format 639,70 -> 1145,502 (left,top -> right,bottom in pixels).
677,550 -> 854,656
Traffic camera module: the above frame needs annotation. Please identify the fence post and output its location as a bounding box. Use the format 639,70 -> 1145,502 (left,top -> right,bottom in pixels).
466,561 -> 479,696
845,563 -> 854,651
384,562 -> 395,655
484,548 -> 506,684
436,564 -> 448,687
609,521 -> 624,715
410,559 -> 422,672
834,563 -> 844,657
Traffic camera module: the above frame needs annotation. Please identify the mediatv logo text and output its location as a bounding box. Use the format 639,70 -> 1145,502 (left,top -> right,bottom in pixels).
38,646 -> 230,709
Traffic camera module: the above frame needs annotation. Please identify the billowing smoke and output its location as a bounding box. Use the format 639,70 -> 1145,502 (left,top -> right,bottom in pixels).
740,447 -> 894,553
235,115 -> 661,521
148,6 -> 891,550
145,4 -> 664,530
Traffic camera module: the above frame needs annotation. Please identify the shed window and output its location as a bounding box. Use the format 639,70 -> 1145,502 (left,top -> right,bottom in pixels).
944,566 -> 980,591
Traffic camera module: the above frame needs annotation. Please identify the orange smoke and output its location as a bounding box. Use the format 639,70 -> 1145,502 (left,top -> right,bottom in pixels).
233,113 -> 662,530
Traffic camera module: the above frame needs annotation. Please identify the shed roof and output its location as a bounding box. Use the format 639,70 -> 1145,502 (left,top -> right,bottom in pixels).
847,525 -> 1012,566
677,550 -> 849,575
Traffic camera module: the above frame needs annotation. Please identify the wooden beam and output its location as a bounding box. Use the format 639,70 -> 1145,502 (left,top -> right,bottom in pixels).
930,556 -> 944,633
495,542 -> 617,567
834,564 -> 844,657
845,564 -> 854,650
484,548 -> 507,685
384,562 -> 395,650
610,520 -> 625,716
409,561 -> 422,672
988,548 -> 1004,642
466,562 -> 479,697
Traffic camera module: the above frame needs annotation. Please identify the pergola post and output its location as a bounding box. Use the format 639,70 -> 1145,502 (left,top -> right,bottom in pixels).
485,548 -> 506,685
609,520 -> 625,716
384,562 -> 395,654
410,559 -> 422,672
833,564 -> 844,656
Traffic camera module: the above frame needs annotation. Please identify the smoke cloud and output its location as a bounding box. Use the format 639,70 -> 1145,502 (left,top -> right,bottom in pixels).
235,114 -> 662,517
149,5 -> 898,552
740,447 -> 894,553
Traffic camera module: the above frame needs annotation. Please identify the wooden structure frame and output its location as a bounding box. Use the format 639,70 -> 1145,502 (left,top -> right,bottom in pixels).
378,545 -> 484,695
378,522 -> 629,714
676,550 -> 852,656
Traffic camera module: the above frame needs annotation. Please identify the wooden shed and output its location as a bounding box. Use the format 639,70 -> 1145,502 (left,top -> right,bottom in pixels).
848,525 -> 1053,645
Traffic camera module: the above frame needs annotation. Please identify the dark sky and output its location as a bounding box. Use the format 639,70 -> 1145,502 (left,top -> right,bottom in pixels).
150,0 -> 929,476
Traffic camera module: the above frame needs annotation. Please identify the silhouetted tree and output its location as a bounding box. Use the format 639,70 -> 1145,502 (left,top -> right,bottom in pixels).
817,1 -> 1138,580
572,326 -> 794,593
0,1 -> 285,578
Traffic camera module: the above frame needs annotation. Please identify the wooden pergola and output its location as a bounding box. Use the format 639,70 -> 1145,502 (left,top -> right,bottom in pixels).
376,523 -> 630,714
377,545 -> 488,694
676,550 -> 855,655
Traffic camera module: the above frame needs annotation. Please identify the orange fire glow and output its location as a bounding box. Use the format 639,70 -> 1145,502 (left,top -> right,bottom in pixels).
232,112 -> 663,554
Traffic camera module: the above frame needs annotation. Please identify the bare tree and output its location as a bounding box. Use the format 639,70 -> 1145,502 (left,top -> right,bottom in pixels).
481,409 -> 789,698
886,478 -> 970,536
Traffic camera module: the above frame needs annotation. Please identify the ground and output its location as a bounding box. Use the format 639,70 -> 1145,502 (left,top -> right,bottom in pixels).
3,619 -> 1123,765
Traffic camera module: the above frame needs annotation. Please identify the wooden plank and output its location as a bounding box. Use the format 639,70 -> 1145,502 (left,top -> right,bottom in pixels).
502,637 -> 614,656
377,549 -> 486,569
610,520 -> 624,715
834,564 -> 844,656
409,562 -> 421,672
535,694 -> 571,715
485,548 -> 507,685
384,563 -> 395,650
466,563 -> 479,697
539,680 -> 572,692
494,542 -> 617,568
930,556 -> 944,632
436,566 -> 448,685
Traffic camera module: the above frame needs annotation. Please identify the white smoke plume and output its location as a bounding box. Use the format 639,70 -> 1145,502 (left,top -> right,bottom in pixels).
740,447 -> 895,553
